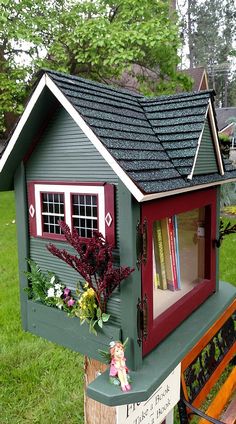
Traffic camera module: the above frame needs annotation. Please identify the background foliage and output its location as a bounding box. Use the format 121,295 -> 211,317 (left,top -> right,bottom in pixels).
0,0 -> 191,137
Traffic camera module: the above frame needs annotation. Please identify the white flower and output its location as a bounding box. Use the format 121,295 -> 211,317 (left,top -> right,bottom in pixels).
50,276 -> 56,286
56,289 -> 63,298
47,287 -> 55,298
55,283 -> 61,290
56,302 -> 63,310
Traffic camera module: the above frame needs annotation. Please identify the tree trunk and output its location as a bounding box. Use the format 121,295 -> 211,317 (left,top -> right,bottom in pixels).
187,0 -> 194,68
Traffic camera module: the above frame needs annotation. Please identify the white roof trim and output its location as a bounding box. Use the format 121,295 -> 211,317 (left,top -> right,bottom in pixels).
0,74 -> 46,173
198,69 -> 209,91
45,75 -> 144,202
187,99 -> 224,180
208,100 -> 224,175
219,123 -> 234,133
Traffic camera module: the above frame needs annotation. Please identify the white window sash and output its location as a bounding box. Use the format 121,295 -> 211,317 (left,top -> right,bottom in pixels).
34,184 -> 105,237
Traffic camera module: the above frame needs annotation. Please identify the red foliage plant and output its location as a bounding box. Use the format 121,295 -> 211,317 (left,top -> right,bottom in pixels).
47,221 -> 134,312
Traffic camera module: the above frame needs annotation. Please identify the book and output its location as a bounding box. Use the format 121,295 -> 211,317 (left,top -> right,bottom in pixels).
167,217 -> 178,290
160,218 -> 174,287
173,215 -> 181,289
152,244 -> 160,289
153,221 -> 167,290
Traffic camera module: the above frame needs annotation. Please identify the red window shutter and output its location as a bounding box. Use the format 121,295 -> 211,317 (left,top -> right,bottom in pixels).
104,183 -> 116,246
27,182 -> 37,237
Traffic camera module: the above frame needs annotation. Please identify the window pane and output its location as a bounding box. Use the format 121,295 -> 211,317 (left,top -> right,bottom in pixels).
42,192 -> 64,235
72,193 -> 98,238
152,208 -> 206,319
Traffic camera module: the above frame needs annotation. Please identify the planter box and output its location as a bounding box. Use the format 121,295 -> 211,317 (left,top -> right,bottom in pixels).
27,300 -> 121,360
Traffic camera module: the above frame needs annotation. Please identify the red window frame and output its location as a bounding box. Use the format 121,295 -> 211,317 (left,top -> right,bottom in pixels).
141,187 -> 217,356
27,181 -> 116,245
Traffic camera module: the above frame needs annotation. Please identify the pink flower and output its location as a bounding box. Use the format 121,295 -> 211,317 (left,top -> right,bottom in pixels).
63,287 -> 71,297
67,298 -> 75,307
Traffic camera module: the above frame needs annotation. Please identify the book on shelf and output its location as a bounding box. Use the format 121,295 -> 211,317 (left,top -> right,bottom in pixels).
173,215 -> 181,289
160,218 -> 174,288
153,244 -> 160,289
153,221 -> 167,290
167,217 -> 178,291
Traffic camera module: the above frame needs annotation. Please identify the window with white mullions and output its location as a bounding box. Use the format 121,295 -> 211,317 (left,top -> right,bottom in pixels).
72,194 -> 98,238
41,192 -> 64,234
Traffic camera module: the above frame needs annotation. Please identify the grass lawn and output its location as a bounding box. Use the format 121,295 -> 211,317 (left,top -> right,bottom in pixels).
0,191 -> 84,424
0,191 -> 235,424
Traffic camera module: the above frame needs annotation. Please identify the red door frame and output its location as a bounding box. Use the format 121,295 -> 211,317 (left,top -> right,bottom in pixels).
141,188 -> 217,356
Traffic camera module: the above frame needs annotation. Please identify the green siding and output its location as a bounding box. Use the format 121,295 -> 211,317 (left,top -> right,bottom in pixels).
26,106 -> 122,325
194,117 -> 219,175
26,106 -> 117,183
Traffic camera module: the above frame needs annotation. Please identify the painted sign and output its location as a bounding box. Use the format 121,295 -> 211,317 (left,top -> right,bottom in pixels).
116,363 -> 181,424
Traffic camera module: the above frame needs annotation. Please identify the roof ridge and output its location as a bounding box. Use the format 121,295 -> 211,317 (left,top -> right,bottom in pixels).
39,68 -> 144,99
140,89 -> 214,105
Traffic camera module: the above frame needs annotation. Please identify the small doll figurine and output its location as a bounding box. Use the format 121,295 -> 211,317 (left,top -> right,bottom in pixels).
109,340 -> 131,392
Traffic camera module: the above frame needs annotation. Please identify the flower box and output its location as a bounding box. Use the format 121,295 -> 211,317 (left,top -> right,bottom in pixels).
27,299 -> 121,360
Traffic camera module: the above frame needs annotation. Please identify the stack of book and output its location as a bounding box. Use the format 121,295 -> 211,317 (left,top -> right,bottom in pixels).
153,216 -> 181,291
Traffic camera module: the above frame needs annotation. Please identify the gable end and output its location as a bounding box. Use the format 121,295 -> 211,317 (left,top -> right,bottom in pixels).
188,101 -> 224,179
193,116 -> 218,175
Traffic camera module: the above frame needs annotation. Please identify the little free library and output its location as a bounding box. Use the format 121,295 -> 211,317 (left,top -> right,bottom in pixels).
0,70 -> 235,416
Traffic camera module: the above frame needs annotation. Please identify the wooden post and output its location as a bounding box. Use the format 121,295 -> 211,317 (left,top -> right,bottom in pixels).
84,357 -> 116,424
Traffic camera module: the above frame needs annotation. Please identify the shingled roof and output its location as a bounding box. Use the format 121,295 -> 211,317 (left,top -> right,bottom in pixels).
1,69 -> 236,200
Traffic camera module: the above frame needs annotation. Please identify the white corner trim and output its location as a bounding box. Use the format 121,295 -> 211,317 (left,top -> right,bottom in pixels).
45,75 -> 144,202
0,75 -> 47,173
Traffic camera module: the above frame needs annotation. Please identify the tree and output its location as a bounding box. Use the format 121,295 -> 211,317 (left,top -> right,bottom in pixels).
179,0 -> 236,106
0,0 -> 65,136
0,0 -> 191,138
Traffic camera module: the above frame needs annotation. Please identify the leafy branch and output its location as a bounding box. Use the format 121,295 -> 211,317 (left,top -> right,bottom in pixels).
47,221 -> 134,313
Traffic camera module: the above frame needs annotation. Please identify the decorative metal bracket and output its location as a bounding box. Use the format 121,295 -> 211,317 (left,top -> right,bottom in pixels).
137,295 -> 148,346
136,219 -> 148,269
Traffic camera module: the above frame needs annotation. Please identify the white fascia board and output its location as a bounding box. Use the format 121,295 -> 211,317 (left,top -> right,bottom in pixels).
208,100 -> 224,175
45,75 -> 144,202
219,123 -> 234,133
0,75 -> 46,173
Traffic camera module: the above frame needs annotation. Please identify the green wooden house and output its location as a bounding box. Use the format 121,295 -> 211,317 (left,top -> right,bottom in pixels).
0,70 -> 235,405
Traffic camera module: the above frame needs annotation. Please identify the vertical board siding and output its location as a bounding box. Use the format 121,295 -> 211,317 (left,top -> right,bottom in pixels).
26,106 -> 121,325
194,117 -> 219,175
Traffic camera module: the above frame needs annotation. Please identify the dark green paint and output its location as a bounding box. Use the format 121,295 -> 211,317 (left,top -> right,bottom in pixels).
14,162 -> 29,330
194,118 -> 218,176
87,281 -> 236,406
27,300 -> 121,360
118,181 -> 142,371
26,107 -> 117,183
0,88 -> 58,191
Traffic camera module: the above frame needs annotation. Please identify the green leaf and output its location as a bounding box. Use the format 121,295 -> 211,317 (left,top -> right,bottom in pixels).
98,319 -> 103,328
101,313 -> 110,322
